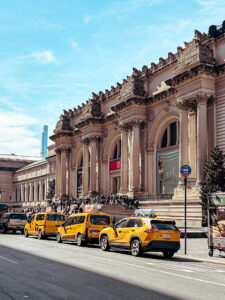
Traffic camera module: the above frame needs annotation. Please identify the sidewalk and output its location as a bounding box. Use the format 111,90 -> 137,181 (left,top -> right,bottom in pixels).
176,238 -> 225,265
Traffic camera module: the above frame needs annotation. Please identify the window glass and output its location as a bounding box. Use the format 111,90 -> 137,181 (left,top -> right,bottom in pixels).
73,216 -> 85,225
30,215 -> 35,222
9,214 -> 27,220
150,220 -> 176,230
47,214 -> 65,221
90,215 -> 110,225
64,217 -> 73,227
170,122 -> 177,146
36,214 -> 45,221
116,219 -> 128,228
161,129 -> 167,148
127,219 -> 143,228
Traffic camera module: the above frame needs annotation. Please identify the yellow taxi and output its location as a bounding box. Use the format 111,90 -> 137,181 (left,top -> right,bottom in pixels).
24,212 -> 65,239
56,212 -> 111,246
99,215 -> 181,257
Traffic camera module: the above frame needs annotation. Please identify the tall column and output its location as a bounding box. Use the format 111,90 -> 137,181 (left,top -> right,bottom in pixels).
67,149 -> 72,198
29,183 -> 34,202
25,183 -> 28,202
89,138 -> 97,193
21,184 -> 24,202
189,110 -> 197,178
120,125 -> 128,193
34,182 -> 38,202
39,181 -> 43,201
60,148 -> 67,196
55,149 -> 61,197
197,95 -> 208,185
131,121 -> 140,192
82,140 -> 89,196
179,107 -> 189,185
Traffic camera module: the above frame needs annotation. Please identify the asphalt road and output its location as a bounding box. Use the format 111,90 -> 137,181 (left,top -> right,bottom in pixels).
0,233 -> 225,300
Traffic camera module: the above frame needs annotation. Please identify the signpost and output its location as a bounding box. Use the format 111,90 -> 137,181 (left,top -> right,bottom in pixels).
180,165 -> 192,255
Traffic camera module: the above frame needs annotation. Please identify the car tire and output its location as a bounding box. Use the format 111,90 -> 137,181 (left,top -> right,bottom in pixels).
209,249 -> 213,257
21,229 -> 24,234
12,229 -> 16,234
130,239 -> 142,257
3,227 -> 7,234
77,234 -> 84,247
163,251 -> 175,258
24,229 -> 29,238
56,233 -> 62,243
100,235 -> 110,251
38,230 -> 43,240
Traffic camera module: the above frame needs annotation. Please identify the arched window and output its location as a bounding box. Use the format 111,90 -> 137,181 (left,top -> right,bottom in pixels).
113,140 -> 121,160
161,122 -> 178,148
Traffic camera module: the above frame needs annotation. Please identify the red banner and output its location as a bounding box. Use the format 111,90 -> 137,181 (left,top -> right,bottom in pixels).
109,160 -> 121,171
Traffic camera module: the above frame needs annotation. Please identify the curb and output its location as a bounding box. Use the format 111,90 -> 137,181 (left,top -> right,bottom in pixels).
175,254 -> 225,266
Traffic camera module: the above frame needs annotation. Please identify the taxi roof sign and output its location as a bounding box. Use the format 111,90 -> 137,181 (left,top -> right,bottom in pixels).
134,209 -> 156,218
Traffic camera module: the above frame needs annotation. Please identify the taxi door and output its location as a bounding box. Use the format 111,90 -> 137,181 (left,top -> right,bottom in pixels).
111,219 -> 128,244
28,215 -> 36,235
61,217 -> 74,240
123,218 -> 143,245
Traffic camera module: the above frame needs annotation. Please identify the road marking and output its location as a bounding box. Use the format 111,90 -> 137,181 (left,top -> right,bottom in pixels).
146,262 -> 225,273
86,255 -> 225,287
0,255 -> 18,264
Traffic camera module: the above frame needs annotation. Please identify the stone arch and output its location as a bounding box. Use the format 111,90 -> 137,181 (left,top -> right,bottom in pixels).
103,131 -> 121,159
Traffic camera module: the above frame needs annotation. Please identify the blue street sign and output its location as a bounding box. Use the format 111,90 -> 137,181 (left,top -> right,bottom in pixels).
180,165 -> 192,177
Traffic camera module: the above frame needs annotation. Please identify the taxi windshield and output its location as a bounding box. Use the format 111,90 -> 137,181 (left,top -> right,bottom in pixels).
90,215 -> 110,225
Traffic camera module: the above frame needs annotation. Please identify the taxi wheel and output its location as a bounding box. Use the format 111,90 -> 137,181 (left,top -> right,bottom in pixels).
163,251 -> 175,258
131,239 -> 142,257
38,230 -> 43,240
100,235 -> 110,251
77,234 -> 84,247
24,229 -> 29,238
21,229 -> 24,235
56,233 -> 62,243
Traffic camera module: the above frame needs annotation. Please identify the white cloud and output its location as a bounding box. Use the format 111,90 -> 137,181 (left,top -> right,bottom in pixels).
84,14 -> 90,25
69,39 -> 79,50
31,50 -> 56,64
0,110 -> 41,156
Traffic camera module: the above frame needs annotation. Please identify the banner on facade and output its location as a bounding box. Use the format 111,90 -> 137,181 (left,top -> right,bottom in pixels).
156,149 -> 179,194
77,168 -> 83,197
109,160 -> 121,171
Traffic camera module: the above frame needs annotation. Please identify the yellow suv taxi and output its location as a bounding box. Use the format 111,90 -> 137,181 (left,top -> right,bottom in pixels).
24,212 -> 65,239
57,212 -> 111,246
99,216 -> 181,257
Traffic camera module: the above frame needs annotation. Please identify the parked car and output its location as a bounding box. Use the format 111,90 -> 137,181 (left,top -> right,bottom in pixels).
99,216 -> 181,257
0,213 -> 27,234
57,212 -> 112,246
24,212 -> 65,239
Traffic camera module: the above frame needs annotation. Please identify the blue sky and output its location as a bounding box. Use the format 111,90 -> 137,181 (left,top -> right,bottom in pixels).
0,0 -> 224,156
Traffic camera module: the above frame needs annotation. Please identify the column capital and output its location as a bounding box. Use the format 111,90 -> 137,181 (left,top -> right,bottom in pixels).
89,135 -> 101,143
119,123 -> 131,132
81,138 -> 90,145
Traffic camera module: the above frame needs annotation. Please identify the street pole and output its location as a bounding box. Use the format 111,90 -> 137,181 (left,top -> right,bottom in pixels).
184,176 -> 187,255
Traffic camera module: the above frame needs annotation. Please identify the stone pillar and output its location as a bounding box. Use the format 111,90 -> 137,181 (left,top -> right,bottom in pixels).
189,110 -> 197,178
179,108 -> 189,185
39,181 -> 43,201
34,182 -> 38,202
131,122 -> 140,192
82,140 -> 89,196
197,95 -> 208,185
55,149 -> 61,198
146,147 -> 154,194
60,148 -> 67,196
120,126 -> 128,193
25,183 -> 28,202
89,138 -> 97,194
67,149 -> 72,198
21,184 -> 24,202
29,183 -> 34,202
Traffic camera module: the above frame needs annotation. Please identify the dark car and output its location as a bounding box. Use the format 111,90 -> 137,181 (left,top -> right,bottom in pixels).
0,213 -> 27,234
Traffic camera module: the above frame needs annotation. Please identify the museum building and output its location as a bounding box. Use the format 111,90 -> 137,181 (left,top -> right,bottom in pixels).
1,22 -> 225,226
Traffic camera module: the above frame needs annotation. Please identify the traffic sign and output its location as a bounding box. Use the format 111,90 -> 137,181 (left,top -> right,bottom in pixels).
180,165 -> 192,178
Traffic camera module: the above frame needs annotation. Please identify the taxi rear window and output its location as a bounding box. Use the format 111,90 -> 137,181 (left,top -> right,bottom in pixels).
90,215 -> 110,225
47,214 -> 65,221
151,220 -> 176,231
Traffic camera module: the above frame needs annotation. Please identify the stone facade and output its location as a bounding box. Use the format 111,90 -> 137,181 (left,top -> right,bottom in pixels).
2,22 -> 225,226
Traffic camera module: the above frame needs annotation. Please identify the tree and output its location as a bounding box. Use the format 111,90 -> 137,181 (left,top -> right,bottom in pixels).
200,146 -> 225,225
46,179 -> 55,203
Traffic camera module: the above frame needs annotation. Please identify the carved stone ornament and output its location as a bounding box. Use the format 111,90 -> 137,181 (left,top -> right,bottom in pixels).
163,100 -> 170,112
148,110 -> 154,121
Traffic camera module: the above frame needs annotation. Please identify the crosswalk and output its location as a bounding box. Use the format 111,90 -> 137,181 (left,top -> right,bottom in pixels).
146,261 -> 225,273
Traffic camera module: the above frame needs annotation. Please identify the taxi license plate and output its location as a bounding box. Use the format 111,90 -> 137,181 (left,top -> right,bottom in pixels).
164,234 -> 170,239
91,231 -> 98,236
